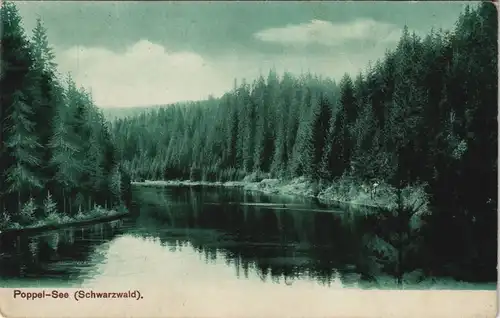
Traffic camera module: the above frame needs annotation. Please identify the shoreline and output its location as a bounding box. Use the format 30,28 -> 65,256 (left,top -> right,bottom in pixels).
0,209 -> 130,238
131,177 -> 428,215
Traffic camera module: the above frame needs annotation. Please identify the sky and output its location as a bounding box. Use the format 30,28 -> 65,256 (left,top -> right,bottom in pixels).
16,1 -> 469,108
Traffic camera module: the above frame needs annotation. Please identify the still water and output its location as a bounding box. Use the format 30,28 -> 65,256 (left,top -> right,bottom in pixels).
0,186 -> 495,290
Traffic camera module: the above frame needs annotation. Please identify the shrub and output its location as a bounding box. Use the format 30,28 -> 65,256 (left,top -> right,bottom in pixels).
0,210 -> 11,229
44,211 -> 63,225
75,205 -> 86,220
43,191 -> 58,217
19,197 -> 37,225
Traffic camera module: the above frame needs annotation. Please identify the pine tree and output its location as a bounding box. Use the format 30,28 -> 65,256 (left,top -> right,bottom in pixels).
252,76 -> 267,172
289,86 -> 313,177
43,190 -> 57,217
1,1 -> 38,215
109,164 -> 123,205
29,17 -> 59,198
49,101 -> 83,215
321,74 -> 354,179
4,91 -> 43,212
309,93 -> 332,180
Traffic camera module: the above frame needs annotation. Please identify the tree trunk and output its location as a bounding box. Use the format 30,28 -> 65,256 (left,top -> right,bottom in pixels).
63,188 -> 66,214
16,236 -> 21,253
397,188 -> 404,289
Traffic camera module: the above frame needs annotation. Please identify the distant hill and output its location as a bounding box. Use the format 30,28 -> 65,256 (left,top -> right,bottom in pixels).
100,105 -> 168,122
100,97 -> 222,122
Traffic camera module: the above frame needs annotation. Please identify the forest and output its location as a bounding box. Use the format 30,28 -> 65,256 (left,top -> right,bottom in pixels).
113,6 -> 495,208
0,1 -> 497,278
110,3 -> 497,275
0,2 -> 131,230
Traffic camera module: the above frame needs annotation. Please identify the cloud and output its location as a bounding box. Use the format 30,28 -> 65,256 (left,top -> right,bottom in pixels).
254,19 -> 403,46
55,40 -> 228,108
54,39 -> 391,108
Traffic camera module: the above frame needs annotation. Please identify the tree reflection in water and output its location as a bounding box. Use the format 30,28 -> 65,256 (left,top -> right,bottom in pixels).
0,186 -> 496,289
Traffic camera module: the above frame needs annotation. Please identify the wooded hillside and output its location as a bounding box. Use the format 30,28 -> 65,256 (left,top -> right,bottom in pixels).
0,2 -> 131,228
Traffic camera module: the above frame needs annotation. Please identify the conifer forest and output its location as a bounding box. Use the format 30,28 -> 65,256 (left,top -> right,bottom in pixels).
0,0 -> 497,297
111,3 -> 498,275
1,2 -> 131,230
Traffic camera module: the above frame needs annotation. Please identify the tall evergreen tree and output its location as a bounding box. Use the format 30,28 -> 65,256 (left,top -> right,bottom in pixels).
1,1 -> 40,214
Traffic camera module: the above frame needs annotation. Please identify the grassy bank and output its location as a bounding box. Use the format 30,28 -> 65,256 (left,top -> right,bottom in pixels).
0,205 -> 128,235
132,175 -> 430,216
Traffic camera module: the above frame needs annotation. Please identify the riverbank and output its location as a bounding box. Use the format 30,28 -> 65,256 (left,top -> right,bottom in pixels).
132,176 -> 430,216
0,206 -> 129,237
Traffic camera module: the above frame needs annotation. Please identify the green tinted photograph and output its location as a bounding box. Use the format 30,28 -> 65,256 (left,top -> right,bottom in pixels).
0,1 -> 497,317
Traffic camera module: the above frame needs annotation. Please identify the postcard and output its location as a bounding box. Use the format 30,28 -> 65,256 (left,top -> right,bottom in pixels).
0,1 -> 497,317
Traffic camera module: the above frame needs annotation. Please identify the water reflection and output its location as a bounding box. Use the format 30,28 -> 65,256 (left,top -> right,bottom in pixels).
0,219 -> 125,287
0,186 -> 495,290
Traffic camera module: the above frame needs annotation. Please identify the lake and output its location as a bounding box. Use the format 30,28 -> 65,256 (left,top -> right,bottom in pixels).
0,186 -> 496,291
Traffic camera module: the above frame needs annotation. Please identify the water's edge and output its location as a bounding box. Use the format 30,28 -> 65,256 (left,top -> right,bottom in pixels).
132,178 -> 395,212
0,211 -> 129,238
0,185 -> 495,292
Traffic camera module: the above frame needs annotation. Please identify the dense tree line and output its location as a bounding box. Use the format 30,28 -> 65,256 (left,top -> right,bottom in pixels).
113,3 -> 496,213
111,4 -> 497,276
112,74 -> 340,183
0,2 -> 131,228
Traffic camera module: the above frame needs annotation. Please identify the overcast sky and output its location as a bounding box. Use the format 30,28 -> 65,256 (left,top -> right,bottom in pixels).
17,1 -> 468,108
